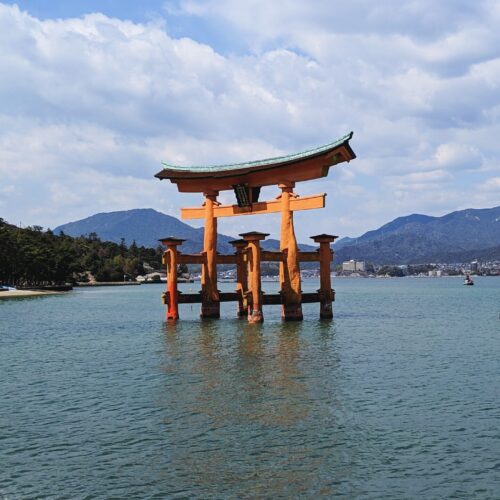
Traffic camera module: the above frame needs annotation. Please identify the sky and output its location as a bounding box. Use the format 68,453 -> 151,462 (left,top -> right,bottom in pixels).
1,1 -> 499,241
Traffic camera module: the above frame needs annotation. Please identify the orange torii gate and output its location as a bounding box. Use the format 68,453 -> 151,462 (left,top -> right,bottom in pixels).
155,132 -> 356,323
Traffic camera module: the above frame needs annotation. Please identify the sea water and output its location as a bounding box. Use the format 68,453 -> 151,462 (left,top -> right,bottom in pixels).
1,278 -> 499,498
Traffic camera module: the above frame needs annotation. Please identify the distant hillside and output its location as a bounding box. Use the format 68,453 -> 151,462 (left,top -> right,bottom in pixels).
54,209 -> 315,254
54,209 -> 233,253
334,206 -> 500,264
55,206 -> 500,264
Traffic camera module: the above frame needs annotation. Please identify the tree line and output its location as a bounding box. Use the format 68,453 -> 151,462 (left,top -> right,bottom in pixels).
0,218 -> 167,286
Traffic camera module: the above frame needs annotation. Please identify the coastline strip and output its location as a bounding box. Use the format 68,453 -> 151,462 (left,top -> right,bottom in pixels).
0,290 -> 68,299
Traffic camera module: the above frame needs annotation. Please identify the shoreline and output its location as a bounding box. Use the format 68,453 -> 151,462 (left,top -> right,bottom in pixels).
0,290 -> 69,300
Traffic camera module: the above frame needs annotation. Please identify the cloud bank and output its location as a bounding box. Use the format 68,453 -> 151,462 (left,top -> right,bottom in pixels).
0,2 -> 499,239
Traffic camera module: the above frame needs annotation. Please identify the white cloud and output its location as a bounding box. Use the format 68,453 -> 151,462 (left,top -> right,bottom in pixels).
0,2 -> 499,239
478,177 -> 500,191
434,143 -> 483,170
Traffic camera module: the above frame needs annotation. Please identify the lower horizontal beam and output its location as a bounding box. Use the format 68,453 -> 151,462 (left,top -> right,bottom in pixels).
174,291 -> 322,305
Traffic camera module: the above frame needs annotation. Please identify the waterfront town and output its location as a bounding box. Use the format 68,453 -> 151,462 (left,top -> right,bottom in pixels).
141,259 -> 500,283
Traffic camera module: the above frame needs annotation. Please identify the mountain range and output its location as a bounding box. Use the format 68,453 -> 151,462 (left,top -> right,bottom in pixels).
334,207 -> 500,263
54,206 -> 500,264
54,208 -> 315,254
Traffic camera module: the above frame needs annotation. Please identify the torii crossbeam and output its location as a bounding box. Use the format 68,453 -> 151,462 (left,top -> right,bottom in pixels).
155,132 -> 356,323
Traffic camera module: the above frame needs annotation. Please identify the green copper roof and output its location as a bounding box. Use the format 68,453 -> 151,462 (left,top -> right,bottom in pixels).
160,131 -> 354,174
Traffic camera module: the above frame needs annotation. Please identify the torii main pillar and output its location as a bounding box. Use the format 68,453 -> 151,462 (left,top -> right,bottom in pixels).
201,190 -> 220,318
279,182 -> 303,321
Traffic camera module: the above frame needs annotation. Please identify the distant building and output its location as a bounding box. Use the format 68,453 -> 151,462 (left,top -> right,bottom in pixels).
342,260 -> 366,272
471,260 -> 479,273
342,260 -> 356,272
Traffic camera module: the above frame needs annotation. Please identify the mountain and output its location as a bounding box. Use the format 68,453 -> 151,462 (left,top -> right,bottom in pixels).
54,206 -> 500,264
54,209 -> 315,253
54,208 -> 232,253
334,206 -> 500,264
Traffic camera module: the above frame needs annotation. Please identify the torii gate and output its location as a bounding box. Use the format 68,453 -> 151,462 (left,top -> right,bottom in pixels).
155,132 -> 356,323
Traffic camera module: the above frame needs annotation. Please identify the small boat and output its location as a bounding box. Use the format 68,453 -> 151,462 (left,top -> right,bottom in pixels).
463,275 -> 474,286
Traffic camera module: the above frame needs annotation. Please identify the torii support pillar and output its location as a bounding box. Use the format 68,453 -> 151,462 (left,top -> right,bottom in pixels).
241,231 -> 269,324
160,237 -> 185,321
229,239 -> 248,317
311,234 -> 337,319
279,182 -> 303,321
201,191 -> 220,318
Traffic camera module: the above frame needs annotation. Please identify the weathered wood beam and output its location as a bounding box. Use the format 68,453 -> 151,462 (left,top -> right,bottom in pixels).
261,250 -> 284,262
174,291 -> 323,305
297,251 -> 320,262
178,254 -> 205,264
181,193 -> 326,220
301,292 -> 322,303
216,254 -> 238,264
164,253 -> 206,265
297,250 -> 333,262
166,250 -> 326,265
177,291 -> 240,303
262,293 -> 282,305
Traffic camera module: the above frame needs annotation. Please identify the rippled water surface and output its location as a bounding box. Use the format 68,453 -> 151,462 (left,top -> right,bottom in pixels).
1,278 -> 499,498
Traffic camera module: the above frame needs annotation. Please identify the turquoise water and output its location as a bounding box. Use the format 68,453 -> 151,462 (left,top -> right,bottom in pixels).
1,278 -> 499,498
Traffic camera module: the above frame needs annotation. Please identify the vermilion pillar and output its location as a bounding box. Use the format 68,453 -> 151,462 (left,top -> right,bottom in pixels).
159,237 -> 185,321
229,239 -> 248,317
311,234 -> 337,319
201,190 -> 220,318
279,181 -> 303,321
240,231 -> 269,324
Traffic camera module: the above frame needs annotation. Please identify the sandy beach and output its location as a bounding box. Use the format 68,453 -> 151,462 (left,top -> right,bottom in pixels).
0,290 -> 69,299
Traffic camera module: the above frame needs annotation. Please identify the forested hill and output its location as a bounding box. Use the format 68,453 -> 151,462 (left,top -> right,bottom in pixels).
54,208 -> 315,253
334,206 -> 500,264
0,218 -> 164,286
54,208 -> 236,253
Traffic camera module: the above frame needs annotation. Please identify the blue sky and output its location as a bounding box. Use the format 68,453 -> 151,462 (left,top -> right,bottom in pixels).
1,1 -> 499,241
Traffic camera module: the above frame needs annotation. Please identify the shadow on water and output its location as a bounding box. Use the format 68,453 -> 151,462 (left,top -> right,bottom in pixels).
157,318 -> 349,497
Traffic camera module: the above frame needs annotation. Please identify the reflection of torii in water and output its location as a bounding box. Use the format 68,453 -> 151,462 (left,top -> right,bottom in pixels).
156,132 -> 356,323
195,321 -> 309,426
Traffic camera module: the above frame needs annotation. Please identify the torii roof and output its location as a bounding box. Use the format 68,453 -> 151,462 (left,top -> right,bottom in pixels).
155,131 -> 356,193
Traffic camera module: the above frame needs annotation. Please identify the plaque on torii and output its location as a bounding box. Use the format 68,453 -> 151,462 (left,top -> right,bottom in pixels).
155,132 -> 356,323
